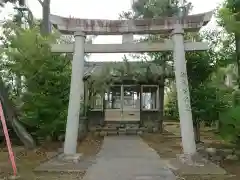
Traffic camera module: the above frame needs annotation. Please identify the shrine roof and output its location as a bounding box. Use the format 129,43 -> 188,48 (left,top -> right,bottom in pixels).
83,61 -> 174,80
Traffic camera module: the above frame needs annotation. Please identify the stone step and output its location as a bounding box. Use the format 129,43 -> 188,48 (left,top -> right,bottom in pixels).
104,124 -> 124,129
90,124 -> 147,136
126,129 -> 138,135
96,130 -> 144,136
101,127 -> 118,131
106,131 -> 118,136
118,131 -> 127,136
104,124 -> 140,129
118,127 -> 126,131
89,126 -> 102,132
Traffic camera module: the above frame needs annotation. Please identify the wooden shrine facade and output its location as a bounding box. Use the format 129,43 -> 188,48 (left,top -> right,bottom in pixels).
83,61 -> 168,127
87,84 -> 164,125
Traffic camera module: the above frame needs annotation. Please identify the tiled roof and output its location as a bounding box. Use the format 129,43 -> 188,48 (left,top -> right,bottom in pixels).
83,61 -> 174,79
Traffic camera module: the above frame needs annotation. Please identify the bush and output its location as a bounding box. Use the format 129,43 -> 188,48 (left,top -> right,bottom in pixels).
220,105 -> 240,144
164,90 -> 179,120
164,83 -> 227,126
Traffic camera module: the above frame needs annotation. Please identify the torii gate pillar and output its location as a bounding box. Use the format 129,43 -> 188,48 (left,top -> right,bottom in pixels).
171,24 -> 196,155
63,31 -> 85,155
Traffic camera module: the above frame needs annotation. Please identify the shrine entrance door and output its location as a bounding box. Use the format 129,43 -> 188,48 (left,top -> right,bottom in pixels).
104,85 -> 140,122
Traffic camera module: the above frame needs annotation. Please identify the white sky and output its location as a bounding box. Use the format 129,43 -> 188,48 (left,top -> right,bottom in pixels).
1,0 -> 224,61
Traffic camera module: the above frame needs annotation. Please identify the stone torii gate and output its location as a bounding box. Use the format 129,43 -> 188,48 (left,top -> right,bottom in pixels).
50,11 -> 213,159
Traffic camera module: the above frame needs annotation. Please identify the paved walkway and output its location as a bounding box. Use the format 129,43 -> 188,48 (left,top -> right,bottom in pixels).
83,136 -> 176,180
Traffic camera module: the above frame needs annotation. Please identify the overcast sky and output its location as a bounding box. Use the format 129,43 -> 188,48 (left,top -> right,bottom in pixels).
1,0 -> 224,61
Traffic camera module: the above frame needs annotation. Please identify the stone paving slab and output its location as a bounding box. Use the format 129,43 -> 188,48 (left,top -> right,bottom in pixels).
83,136 -> 176,180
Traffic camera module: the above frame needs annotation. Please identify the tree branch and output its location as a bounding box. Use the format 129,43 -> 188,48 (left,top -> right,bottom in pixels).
37,0 -> 43,6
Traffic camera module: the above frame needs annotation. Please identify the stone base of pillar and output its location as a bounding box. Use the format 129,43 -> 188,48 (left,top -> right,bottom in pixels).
57,153 -> 82,163
177,153 -> 207,166
34,152 -> 86,173
165,153 -> 226,175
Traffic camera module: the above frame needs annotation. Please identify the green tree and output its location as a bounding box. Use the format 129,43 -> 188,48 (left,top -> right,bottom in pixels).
1,21 -> 71,141
0,0 -> 37,148
131,0 -> 180,18
187,50 -> 222,142
216,0 -> 240,145
218,0 -> 240,88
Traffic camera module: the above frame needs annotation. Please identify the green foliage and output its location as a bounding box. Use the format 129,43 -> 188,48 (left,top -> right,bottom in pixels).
220,105 -> 240,143
164,49 -> 227,126
165,84 -> 228,126
0,22 -> 71,140
201,30 -> 235,67
218,8 -> 240,35
164,87 -> 179,119
191,84 -> 227,125
131,0 -> 180,18
216,0 -> 240,144
217,0 -> 240,34
212,66 -> 240,144
186,51 -> 215,87
186,51 -> 228,125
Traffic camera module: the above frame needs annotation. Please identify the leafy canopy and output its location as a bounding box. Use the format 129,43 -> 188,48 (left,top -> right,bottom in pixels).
0,22 -> 71,140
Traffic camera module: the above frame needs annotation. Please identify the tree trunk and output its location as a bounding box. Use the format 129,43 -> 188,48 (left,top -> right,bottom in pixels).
158,86 -> 164,133
26,8 -> 34,28
16,75 -> 22,99
0,78 -> 36,149
214,120 -> 222,134
157,59 -> 166,133
193,121 -> 201,144
41,0 -> 51,35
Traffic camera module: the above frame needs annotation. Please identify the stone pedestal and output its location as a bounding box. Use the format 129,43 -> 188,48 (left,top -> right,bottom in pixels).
165,153 -> 226,175
58,153 -> 82,163
34,153 -> 90,175
177,153 -> 207,166
8,175 -> 21,180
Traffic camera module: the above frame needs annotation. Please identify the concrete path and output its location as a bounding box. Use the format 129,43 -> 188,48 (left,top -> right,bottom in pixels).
83,136 -> 176,180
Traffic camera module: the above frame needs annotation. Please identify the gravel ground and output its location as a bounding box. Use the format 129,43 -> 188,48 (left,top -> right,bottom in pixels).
0,134 -> 103,180
142,124 -> 240,180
